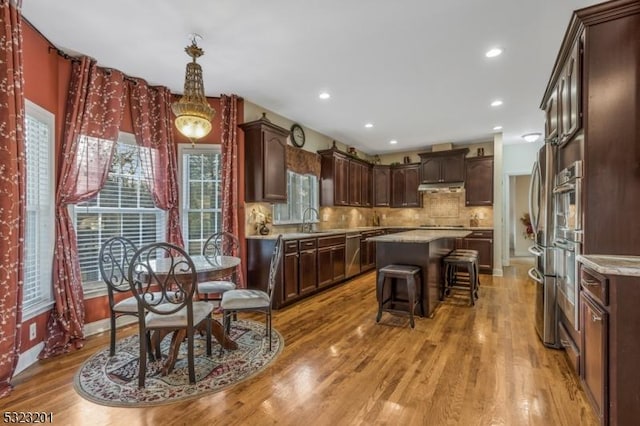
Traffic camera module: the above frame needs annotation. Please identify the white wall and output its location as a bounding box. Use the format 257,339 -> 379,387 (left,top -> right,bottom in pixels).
502,141 -> 543,265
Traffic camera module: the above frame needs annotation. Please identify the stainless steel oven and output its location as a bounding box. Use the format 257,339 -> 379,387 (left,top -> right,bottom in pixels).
553,160 -> 583,243
553,160 -> 583,330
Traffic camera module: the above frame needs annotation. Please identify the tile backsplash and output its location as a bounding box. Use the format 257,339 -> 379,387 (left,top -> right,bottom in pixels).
246,191 -> 492,236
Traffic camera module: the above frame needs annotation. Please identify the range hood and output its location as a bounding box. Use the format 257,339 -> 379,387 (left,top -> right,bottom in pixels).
418,181 -> 465,193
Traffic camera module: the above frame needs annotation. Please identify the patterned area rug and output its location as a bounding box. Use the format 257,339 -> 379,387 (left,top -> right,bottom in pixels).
74,320 -> 283,407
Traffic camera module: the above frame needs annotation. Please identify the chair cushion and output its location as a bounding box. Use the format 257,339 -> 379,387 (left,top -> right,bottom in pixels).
221,289 -> 270,310
145,301 -> 214,329
113,292 -> 165,313
198,280 -> 236,294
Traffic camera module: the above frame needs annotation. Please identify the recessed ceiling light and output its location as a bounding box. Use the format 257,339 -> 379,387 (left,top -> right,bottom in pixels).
522,132 -> 542,143
318,92 -> 331,100
364,123 -> 374,128
493,125 -> 503,131
491,100 -> 503,107
485,48 -> 503,58
389,140 -> 398,145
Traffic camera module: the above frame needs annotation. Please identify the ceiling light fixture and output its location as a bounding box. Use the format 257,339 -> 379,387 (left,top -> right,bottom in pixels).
485,47 -> 503,58
389,139 -> 398,145
171,34 -> 215,145
522,132 -> 542,143
493,125 -> 503,131
319,92 -> 331,100
491,100 -> 503,107
364,123 -> 373,128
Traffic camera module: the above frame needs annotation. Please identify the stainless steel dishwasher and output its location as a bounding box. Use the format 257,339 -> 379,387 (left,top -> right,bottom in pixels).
345,232 -> 362,278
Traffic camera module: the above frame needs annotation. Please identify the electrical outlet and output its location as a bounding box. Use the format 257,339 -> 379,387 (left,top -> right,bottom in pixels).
29,323 -> 37,340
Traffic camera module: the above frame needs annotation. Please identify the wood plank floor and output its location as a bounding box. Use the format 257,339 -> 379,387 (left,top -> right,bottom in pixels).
4,261 -> 597,425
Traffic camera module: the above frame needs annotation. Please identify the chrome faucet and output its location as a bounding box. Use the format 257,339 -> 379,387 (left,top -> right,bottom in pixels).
301,207 -> 319,233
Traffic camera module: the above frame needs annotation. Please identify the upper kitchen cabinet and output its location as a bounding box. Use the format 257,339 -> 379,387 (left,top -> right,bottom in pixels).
390,163 -> 422,208
240,114 -> 288,203
419,148 -> 469,184
319,148 -> 350,206
465,156 -> 494,206
373,165 -> 391,207
319,147 -> 372,207
541,26 -> 583,146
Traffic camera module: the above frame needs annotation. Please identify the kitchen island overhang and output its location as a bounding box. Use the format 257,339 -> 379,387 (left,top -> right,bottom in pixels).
368,230 -> 472,319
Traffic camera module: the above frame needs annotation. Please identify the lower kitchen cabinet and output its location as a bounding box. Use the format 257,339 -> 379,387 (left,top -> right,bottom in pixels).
577,262 -> 640,426
298,239 -> 317,295
282,241 -> 300,303
456,230 -> 493,274
317,235 -> 346,288
361,229 -> 385,272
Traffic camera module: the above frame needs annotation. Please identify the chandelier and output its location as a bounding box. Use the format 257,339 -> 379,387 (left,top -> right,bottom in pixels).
171,34 -> 215,143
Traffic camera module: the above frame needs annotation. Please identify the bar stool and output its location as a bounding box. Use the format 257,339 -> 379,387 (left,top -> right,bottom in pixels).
449,249 -> 481,287
376,264 -> 423,328
442,254 -> 479,306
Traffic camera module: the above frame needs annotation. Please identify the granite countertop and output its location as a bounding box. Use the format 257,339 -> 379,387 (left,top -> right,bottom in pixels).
577,255 -> 640,277
366,229 -> 472,243
246,226 -> 491,240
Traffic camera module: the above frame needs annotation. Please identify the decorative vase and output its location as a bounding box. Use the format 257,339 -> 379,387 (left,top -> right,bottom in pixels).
259,224 -> 270,235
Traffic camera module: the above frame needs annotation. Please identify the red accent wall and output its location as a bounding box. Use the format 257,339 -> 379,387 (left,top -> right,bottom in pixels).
19,21 -> 245,354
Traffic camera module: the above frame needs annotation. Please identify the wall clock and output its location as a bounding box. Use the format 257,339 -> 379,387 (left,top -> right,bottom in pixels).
290,123 -> 306,148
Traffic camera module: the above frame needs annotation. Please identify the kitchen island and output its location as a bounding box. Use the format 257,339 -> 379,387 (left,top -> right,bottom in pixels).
368,229 -> 472,318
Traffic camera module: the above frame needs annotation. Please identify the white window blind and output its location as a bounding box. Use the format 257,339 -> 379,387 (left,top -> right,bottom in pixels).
75,134 -> 166,285
23,101 -> 55,315
180,146 -> 222,255
273,171 -> 319,224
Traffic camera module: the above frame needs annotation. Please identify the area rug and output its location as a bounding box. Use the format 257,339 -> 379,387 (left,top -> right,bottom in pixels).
74,320 -> 283,407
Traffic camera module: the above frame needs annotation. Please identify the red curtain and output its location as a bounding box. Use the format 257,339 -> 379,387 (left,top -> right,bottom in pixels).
220,94 -> 243,286
40,58 -> 126,358
128,79 -> 184,247
0,0 -> 25,399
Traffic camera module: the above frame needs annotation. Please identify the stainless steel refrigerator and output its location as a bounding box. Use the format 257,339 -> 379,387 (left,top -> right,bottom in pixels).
528,143 -> 558,347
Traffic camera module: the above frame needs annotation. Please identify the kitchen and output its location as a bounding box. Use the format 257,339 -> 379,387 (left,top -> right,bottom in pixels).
2,0 -> 638,424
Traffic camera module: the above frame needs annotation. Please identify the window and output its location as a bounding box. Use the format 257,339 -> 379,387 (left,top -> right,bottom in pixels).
272,171 -> 319,224
22,101 -> 55,317
179,145 -> 223,255
74,133 -> 166,289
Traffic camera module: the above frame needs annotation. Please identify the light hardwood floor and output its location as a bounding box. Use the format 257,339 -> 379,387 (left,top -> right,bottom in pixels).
5,262 -> 597,425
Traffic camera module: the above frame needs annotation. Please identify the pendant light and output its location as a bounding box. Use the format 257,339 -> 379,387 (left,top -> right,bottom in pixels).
171,34 -> 215,144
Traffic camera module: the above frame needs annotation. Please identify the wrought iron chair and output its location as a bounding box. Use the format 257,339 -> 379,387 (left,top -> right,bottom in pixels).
199,232 -> 240,303
128,242 -> 214,388
99,236 -> 148,357
219,235 -> 283,354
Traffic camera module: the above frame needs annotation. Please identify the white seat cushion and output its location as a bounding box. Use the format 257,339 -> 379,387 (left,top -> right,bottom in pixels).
198,280 -> 236,295
113,292 -> 165,313
221,289 -> 270,310
145,301 -> 214,329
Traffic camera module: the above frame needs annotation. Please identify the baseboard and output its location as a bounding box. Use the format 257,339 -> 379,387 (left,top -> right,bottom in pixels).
15,317 -> 138,376
83,316 -> 137,337
15,342 -> 44,375
492,268 -> 503,277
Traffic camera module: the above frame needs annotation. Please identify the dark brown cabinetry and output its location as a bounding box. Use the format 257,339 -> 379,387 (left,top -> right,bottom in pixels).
456,230 -> 493,274
240,115 -> 288,203
319,147 -> 372,207
390,164 -> 422,208
418,148 -> 468,184
282,239 -> 317,304
373,165 -> 391,207
360,229 -> 385,272
317,235 -> 346,288
577,264 -> 640,426
361,164 -> 372,207
465,156 -> 494,206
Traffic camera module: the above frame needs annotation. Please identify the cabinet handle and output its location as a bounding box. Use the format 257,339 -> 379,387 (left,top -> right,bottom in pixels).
583,279 -> 599,287
591,313 -> 602,322
560,339 -> 571,347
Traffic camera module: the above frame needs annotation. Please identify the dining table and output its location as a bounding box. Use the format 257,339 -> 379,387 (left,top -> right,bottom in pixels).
149,254 -> 242,375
